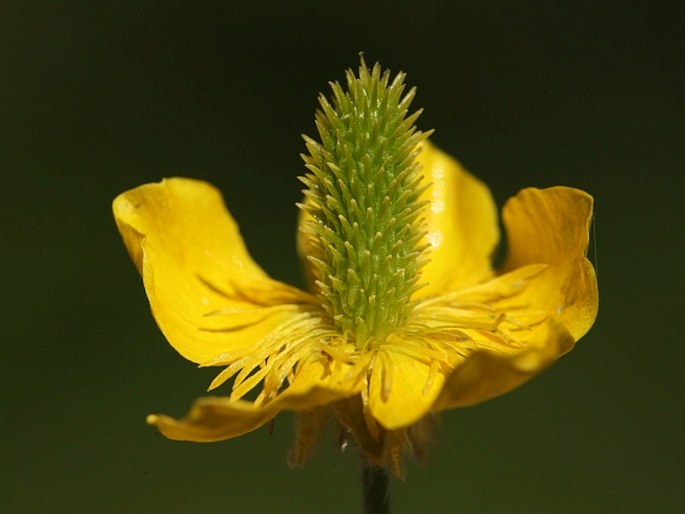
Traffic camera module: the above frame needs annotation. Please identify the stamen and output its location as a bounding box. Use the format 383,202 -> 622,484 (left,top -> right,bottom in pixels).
230,366 -> 270,401
206,310 -> 339,400
423,359 -> 441,396
361,357 -> 380,440
380,351 -> 393,402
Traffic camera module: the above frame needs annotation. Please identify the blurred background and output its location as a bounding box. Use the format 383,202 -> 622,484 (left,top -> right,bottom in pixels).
2,1 -> 683,512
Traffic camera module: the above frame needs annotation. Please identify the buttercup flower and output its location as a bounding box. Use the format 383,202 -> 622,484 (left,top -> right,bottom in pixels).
113,62 -> 597,475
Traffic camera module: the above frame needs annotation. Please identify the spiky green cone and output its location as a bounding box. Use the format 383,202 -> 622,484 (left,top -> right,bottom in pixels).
299,60 -> 432,350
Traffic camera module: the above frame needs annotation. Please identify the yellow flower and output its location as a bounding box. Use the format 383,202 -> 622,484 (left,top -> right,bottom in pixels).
113,64 -> 597,475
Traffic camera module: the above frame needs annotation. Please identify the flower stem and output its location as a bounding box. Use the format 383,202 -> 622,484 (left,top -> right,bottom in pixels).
362,461 -> 390,514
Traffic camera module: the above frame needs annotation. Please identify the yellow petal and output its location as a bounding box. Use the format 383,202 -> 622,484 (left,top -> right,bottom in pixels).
501,187 -> 598,339
146,398 -> 276,442
112,178 -> 311,364
415,141 -> 500,297
414,186 -> 598,411
367,344 -> 446,430
409,263 -> 587,415
435,318 -> 574,410
147,354 -> 359,441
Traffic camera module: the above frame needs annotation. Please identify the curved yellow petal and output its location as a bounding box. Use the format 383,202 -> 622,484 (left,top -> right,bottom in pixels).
413,186 -> 597,412
501,187 -> 598,339
367,344 -> 446,430
434,318 -> 574,410
415,141 -> 500,297
147,353 -> 360,441
113,178 -> 311,364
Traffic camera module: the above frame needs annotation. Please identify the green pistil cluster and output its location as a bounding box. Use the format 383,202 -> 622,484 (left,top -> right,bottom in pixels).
299,60 -> 431,350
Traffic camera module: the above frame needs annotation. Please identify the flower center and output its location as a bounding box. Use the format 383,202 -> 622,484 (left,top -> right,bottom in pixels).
299,59 -> 431,350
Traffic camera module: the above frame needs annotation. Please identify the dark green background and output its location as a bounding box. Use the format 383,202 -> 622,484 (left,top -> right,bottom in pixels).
2,1 -> 683,512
